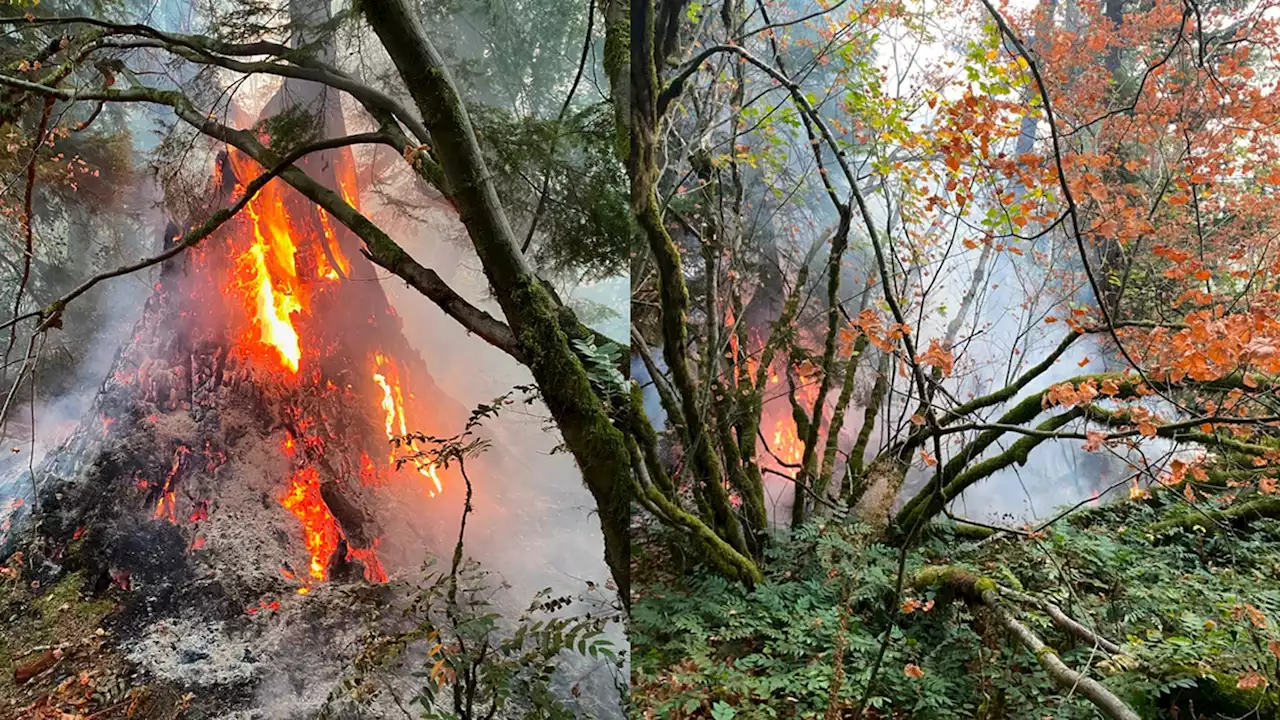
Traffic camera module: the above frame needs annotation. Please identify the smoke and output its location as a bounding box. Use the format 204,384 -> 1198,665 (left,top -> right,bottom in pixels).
375,222 -> 617,587
361,199 -> 627,716
0,168 -> 163,505
628,0 -> 1141,530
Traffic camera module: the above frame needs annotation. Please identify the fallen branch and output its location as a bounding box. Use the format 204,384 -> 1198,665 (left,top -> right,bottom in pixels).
997,586 -> 1121,655
13,647 -> 58,685
913,566 -> 1141,720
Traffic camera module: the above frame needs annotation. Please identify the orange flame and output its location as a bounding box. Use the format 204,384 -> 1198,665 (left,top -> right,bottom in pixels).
223,150 -> 348,374
349,546 -> 388,583
154,446 -> 189,524
316,210 -> 351,280
373,354 -> 443,496
336,154 -> 361,212
223,151 -> 307,373
771,416 -> 804,469
238,239 -> 302,372
373,370 -> 398,439
199,146 -> 425,588
279,467 -> 339,580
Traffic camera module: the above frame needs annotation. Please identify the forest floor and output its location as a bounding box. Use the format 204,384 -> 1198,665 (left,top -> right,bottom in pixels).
0,563 -> 197,720
631,489 -> 1280,719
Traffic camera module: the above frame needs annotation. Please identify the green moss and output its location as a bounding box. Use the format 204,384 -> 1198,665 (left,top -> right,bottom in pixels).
973,577 -> 998,596
38,572 -> 113,621
1168,669 -> 1280,716
0,572 -> 114,700
895,407 -> 1085,536
936,521 -> 996,541
602,14 -> 630,161
913,565 -> 979,592
1149,496 -> 1280,536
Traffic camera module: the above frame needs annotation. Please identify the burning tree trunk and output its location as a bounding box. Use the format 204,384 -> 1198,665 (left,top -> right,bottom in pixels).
0,54 -> 479,715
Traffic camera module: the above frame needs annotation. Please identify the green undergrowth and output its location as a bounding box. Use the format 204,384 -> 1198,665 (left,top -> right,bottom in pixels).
632,491 -> 1280,719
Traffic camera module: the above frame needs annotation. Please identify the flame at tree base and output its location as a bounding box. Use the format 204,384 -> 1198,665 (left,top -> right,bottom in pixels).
162,145 -> 459,588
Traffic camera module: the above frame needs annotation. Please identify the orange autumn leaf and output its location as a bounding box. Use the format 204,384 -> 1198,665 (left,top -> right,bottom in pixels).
904,664 -> 925,679
1237,672 -> 1267,690
920,338 -> 954,376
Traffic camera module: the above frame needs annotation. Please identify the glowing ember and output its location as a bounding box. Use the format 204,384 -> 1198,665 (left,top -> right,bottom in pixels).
349,546 -> 388,583
279,467 -> 339,580
358,451 -> 380,487
154,446 -> 189,524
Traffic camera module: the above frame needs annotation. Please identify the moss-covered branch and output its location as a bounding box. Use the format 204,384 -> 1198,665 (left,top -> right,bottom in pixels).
996,586 -> 1121,655
793,208 -> 852,527
1148,496 -> 1280,536
891,369 -> 1280,532
625,429 -> 763,585
816,336 -> 868,501
892,399 -> 1086,535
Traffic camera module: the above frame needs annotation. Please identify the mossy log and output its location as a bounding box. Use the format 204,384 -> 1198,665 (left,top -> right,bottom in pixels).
1147,496 -> 1280,536
1162,667 -> 1280,717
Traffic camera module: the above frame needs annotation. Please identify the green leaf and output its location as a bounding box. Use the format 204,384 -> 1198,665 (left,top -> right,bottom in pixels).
711,701 -> 737,720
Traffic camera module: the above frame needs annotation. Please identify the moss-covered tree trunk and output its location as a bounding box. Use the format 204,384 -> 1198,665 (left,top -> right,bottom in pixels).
359,0 -> 631,604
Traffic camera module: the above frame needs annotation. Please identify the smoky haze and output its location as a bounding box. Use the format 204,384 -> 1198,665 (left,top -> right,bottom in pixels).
632,0 -> 1145,531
